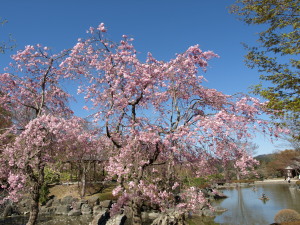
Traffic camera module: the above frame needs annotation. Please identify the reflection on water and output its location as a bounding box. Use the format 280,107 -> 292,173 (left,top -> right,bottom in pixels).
214,183 -> 300,225
0,215 -> 93,225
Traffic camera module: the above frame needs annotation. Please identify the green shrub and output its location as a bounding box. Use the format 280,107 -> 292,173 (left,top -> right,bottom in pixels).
183,177 -> 208,188
44,167 -> 60,184
39,183 -> 50,205
274,209 -> 300,223
295,181 -> 300,185
207,173 -> 224,181
59,171 -> 71,182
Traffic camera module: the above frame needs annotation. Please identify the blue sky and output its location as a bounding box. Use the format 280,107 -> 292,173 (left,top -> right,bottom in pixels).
0,0 -> 289,154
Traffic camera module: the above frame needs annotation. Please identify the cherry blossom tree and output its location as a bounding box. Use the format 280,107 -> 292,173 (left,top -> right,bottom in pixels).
62,23 -> 285,224
0,45 -> 92,225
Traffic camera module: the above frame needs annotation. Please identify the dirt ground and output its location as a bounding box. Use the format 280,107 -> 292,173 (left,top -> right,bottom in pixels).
255,178 -> 299,184
49,182 -> 118,201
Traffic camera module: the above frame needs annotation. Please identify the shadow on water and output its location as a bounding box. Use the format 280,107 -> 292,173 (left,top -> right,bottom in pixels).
213,183 -> 300,225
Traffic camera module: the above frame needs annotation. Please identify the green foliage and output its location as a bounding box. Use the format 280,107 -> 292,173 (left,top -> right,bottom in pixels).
97,183 -> 119,201
39,167 -> 60,205
207,173 -> 224,181
39,183 -> 50,205
44,167 -> 60,185
59,171 -> 71,182
274,209 -> 300,223
183,176 -> 208,188
231,0 -> 300,141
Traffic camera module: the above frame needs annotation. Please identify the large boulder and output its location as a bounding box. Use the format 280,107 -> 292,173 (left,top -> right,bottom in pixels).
45,198 -> 54,208
55,205 -> 71,215
142,211 -> 160,221
100,200 -> 112,209
3,204 -> 13,217
39,206 -> 57,215
68,209 -> 82,216
214,206 -> 227,213
89,209 -> 110,225
106,214 -> 127,225
61,195 -> 77,205
88,196 -> 100,206
52,198 -> 61,207
202,209 -> 214,217
81,204 -> 92,215
73,199 -> 88,210
93,205 -> 103,215
151,211 -> 185,225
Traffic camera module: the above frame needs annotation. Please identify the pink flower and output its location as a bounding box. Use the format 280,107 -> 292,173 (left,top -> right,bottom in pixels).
97,23 -> 106,32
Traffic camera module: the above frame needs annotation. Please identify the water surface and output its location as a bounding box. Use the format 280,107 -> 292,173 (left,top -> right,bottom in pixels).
214,183 -> 300,225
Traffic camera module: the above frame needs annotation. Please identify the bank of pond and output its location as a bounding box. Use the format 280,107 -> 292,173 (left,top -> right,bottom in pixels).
1,182 -> 300,225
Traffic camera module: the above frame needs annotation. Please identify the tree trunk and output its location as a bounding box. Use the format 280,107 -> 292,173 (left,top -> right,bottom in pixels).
26,184 -> 40,225
81,166 -> 86,198
131,200 -> 142,225
236,169 -> 240,181
25,157 -> 45,225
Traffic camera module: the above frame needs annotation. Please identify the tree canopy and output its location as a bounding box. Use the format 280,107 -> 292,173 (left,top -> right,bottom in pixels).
0,22 -> 286,225
231,0 -> 300,140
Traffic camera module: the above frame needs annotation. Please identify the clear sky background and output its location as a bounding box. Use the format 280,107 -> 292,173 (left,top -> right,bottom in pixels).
0,0 -> 289,155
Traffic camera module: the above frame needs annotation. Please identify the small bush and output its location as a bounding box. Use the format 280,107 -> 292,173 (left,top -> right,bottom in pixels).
44,167 -> 60,184
274,209 -> 300,223
39,183 -> 50,205
183,177 -> 208,187
295,181 -> 300,185
59,171 -> 71,182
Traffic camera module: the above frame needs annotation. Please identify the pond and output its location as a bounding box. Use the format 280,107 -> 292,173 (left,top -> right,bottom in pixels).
213,183 -> 300,225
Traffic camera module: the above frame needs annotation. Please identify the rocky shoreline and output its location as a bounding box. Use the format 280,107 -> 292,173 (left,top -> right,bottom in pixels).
0,185 -> 228,225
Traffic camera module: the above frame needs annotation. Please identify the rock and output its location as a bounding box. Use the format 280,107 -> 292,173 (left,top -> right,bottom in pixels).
214,192 -> 227,199
68,209 -> 82,216
45,198 -> 54,208
39,206 -> 57,215
3,204 -> 13,217
214,206 -> 227,213
16,198 -> 31,214
202,209 -> 214,217
19,198 -> 30,207
106,214 -> 127,225
151,212 -> 185,225
201,189 -> 209,197
93,205 -> 103,215
61,195 -> 77,205
142,211 -> 160,221
81,204 -> 92,215
52,198 -> 61,206
89,209 -> 110,225
100,200 -> 112,209
148,212 -> 160,220
88,196 -> 100,206
55,205 -> 71,215
73,199 -> 88,210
